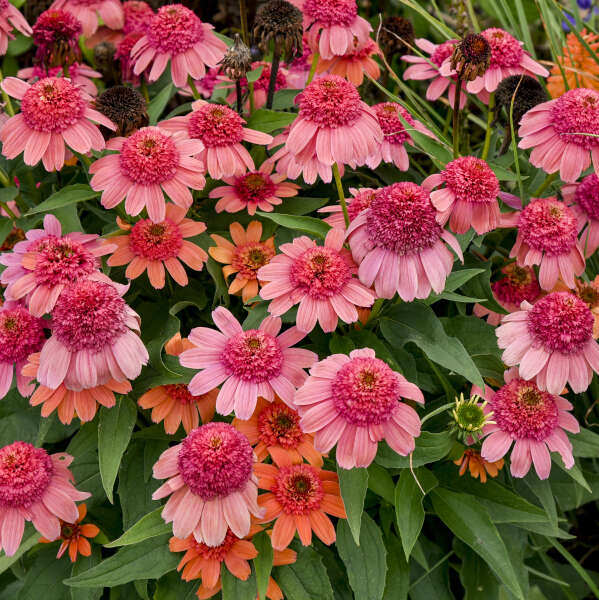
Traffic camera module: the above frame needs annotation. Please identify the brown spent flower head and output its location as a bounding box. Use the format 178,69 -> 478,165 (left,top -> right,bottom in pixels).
450,32 -> 491,81
94,41 -> 118,87
495,74 -> 548,126
253,0 -> 303,60
94,86 -> 149,139
378,16 -> 415,58
221,33 -> 254,81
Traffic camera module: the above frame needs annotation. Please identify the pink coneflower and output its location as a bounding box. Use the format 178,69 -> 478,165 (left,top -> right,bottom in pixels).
422,156 -> 501,234
49,0 -> 123,37
507,196 -> 584,290
0,214 -> 115,317
0,302 -> 46,400
209,161 -> 300,215
0,442 -> 89,556
285,75 -> 382,173
295,347 -> 423,468
496,291 -> 599,394
159,101 -> 273,180
402,39 -> 467,109
32,8 -> 82,69
107,206 -> 207,289
291,0 -> 372,60
89,126 -> 205,223
562,173 -> 599,256
37,278 -> 148,392
0,0 -> 31,56
346,182 -> 463,300
319,187 -> 378,229
258,228 -> 375,333
365,102 -> 434,171
131,4 -> 226,88
440,28 -> 548,99
226,61 -> 289,111
476,368 -> 579,479
314,38 -> 381,86
179,307 -> 317,419
152,422 -> 262,546
17,63 -> 102,97
116,31 -> 143,85
0,76 -> 115,171
123,0 -> 153,34
519,88 -> 599,183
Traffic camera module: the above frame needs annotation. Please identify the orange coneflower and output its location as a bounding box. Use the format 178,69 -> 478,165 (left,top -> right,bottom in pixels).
40,503 -> 100,562
315,37 -> 381,86
208,221 -> 275,303
547,29 -> 599,98
232,397 -> 323,467
256,463 -> 346,550
454,448 -> 504,483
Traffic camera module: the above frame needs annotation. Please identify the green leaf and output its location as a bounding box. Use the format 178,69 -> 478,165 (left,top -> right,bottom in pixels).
461,261 -> 508,315
272,89 -> 301,110
273,196 -> 329,215
409,128 -> 453,165
257,211 -> 331,238
104,508 -> 170,548
245,109 -> 296,133
221,566 -> 257,600
571,427 -> 599,457
367,464 -> 395,505
380,303 -> 484,388
552,456 -> 591,492
395,468 -> 438,560
336,514 -> 387,600
383,535 -> 409,600
0,524 -> 38,576
19,546 -> 72,600
0,217 -> 14,247
70,546 -> 103,600
337,467 -> 369,545
153,573 -> 198,600
64,535 -> 178,588
25,184 -> 99,216
253,532 -> 273,600
246,65 -> 264,83
454,540 -> 500,600
375,431 -> 454,469
430,489 -> 524,600
98,397 -> 137,503
148,83 -> 175,124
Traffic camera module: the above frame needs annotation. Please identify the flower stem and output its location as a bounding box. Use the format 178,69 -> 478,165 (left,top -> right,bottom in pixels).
266,46 -> 281,110
139,80 -> 149,103
420,402 -> 455,425
481,91 -> 495,161
235,80 -> 243,114
532,172 -> 558,198
0,201 -> 17,220
307,52 -> 319,85
332,163 -> 349,228
0,69 -> 15,117
248,81 -> 256,115
452,73 -> 463,159
239,0 -> 249,45
187,75 -> 201,100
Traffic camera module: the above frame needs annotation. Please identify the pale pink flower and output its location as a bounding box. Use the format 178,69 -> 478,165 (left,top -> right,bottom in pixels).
131,4 -> 226,88
258,228 -> 375,333
496,291 -> 599,394
562,173 -> 599,257
0,0 -> 31,56
0,442 -> 89,556
402,38 -> 466,109
365,102 -> 435,171
209,160 -> 300,215
49,0 -> 124,37
179,307 -> 317,419
17,63 -> 103,97
152,422 -> 262,546
89,126 -> 205,223
37,278 -> 148,392
295,348 -> 423,468
0,301 -> 46,400
0,214 -> 115,317
159,101 -> 273,180
0,76 -> 115,171
422,156 -> 501,234
318,187 -> 378,230
346,182 -> 463,300
476,367 -> 579,479
519,88 -> 599,183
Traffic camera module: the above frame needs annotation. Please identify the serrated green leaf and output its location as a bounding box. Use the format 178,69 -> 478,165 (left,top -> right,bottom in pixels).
337,467 -> 369,545
253,532 -> 273,600
25,184 -> 99,215
257,211 -> 331,238
104,508 -> 170,548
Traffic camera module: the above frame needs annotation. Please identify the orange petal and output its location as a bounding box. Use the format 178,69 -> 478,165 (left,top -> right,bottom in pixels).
271,514 -> 296,550
308,511 -> 336,545
229,222 -> 247,246
246,221 -> 263,242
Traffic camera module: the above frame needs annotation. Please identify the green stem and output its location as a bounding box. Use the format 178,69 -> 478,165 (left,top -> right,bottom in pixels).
0,68 -> 15,117
187,75 -> 201,100
248,81 -> 256,115
0,201 -> 17,220
332,163 -> 349,228
307,52 -> 319,85
139,80 -> 149,103
0,167 -> 10,187
452,73 -> 463,159
481,92 -> 495,161
420,402 -> 455,425
532,172 -> 558,198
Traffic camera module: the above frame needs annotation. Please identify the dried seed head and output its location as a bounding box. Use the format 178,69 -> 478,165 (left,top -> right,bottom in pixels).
221,33 -> 253,80
94,86 -> 149,139
450,32 -> 491,81
378,16 -> 415,58
253,0 -> 303,60
495,74 -> 548,125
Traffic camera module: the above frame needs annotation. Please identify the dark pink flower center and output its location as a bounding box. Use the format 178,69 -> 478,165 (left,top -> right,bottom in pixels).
177,423 -> 253,500
574,173 -> 599,221
430,40 -> 457,67
366,182 -> 442,255
222,329 -> 283,382
31,237 -> 97,287
348,188 -> 378,220
123,0 -> 154,35
146,4 -> 204,55
443,156 -> 499,203
483,28 -> 524,68
0,307 -> 46,364
302,0 -> 357,27
374,102 -> 415,145
128,218 -> 183,261
0,442 -> 53,508
551,88 -> 599,149
232,172 -> 276,205
527,292 -> 594,354
492,265 -> 540,307
163,383 -> 197,405
191,529 -> 238,561
289,246 -> 351,299
257,402 -> 304,449
272,464 -> 324,515
188,104 -> 245,147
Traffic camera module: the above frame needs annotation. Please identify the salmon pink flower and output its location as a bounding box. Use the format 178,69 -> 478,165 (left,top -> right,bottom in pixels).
152,422 -> 263,546
31,8 -> 82,69
233,397 -> 323,467
17,63 -> 102,97
346,181 -> 463,300
159,101 -> 273,180
256,462 -> 346,550
0,214 -> 115,317
226,61 -> 289,111
0,0 -> 32,56
314,37 -> 381,86
89,126 -> 205,223
116,31 -> 143,85
37,279 -> 148,392
422,156 -> 501,234
258,228 -> 375,333
562,173 -> 599,256
209,161 -> 300,215
49,0 -> 123,36
496,291 -> 599,394
106,206 -> 207,289
179,307 -> 316,419
476,368 -> 579,479
295,348 -> 424,468
0,76 -> 116,171
0,442 -> 89,556
518,88 -> 599,183
319,187 -> 379,230
131,4 -> 226,88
